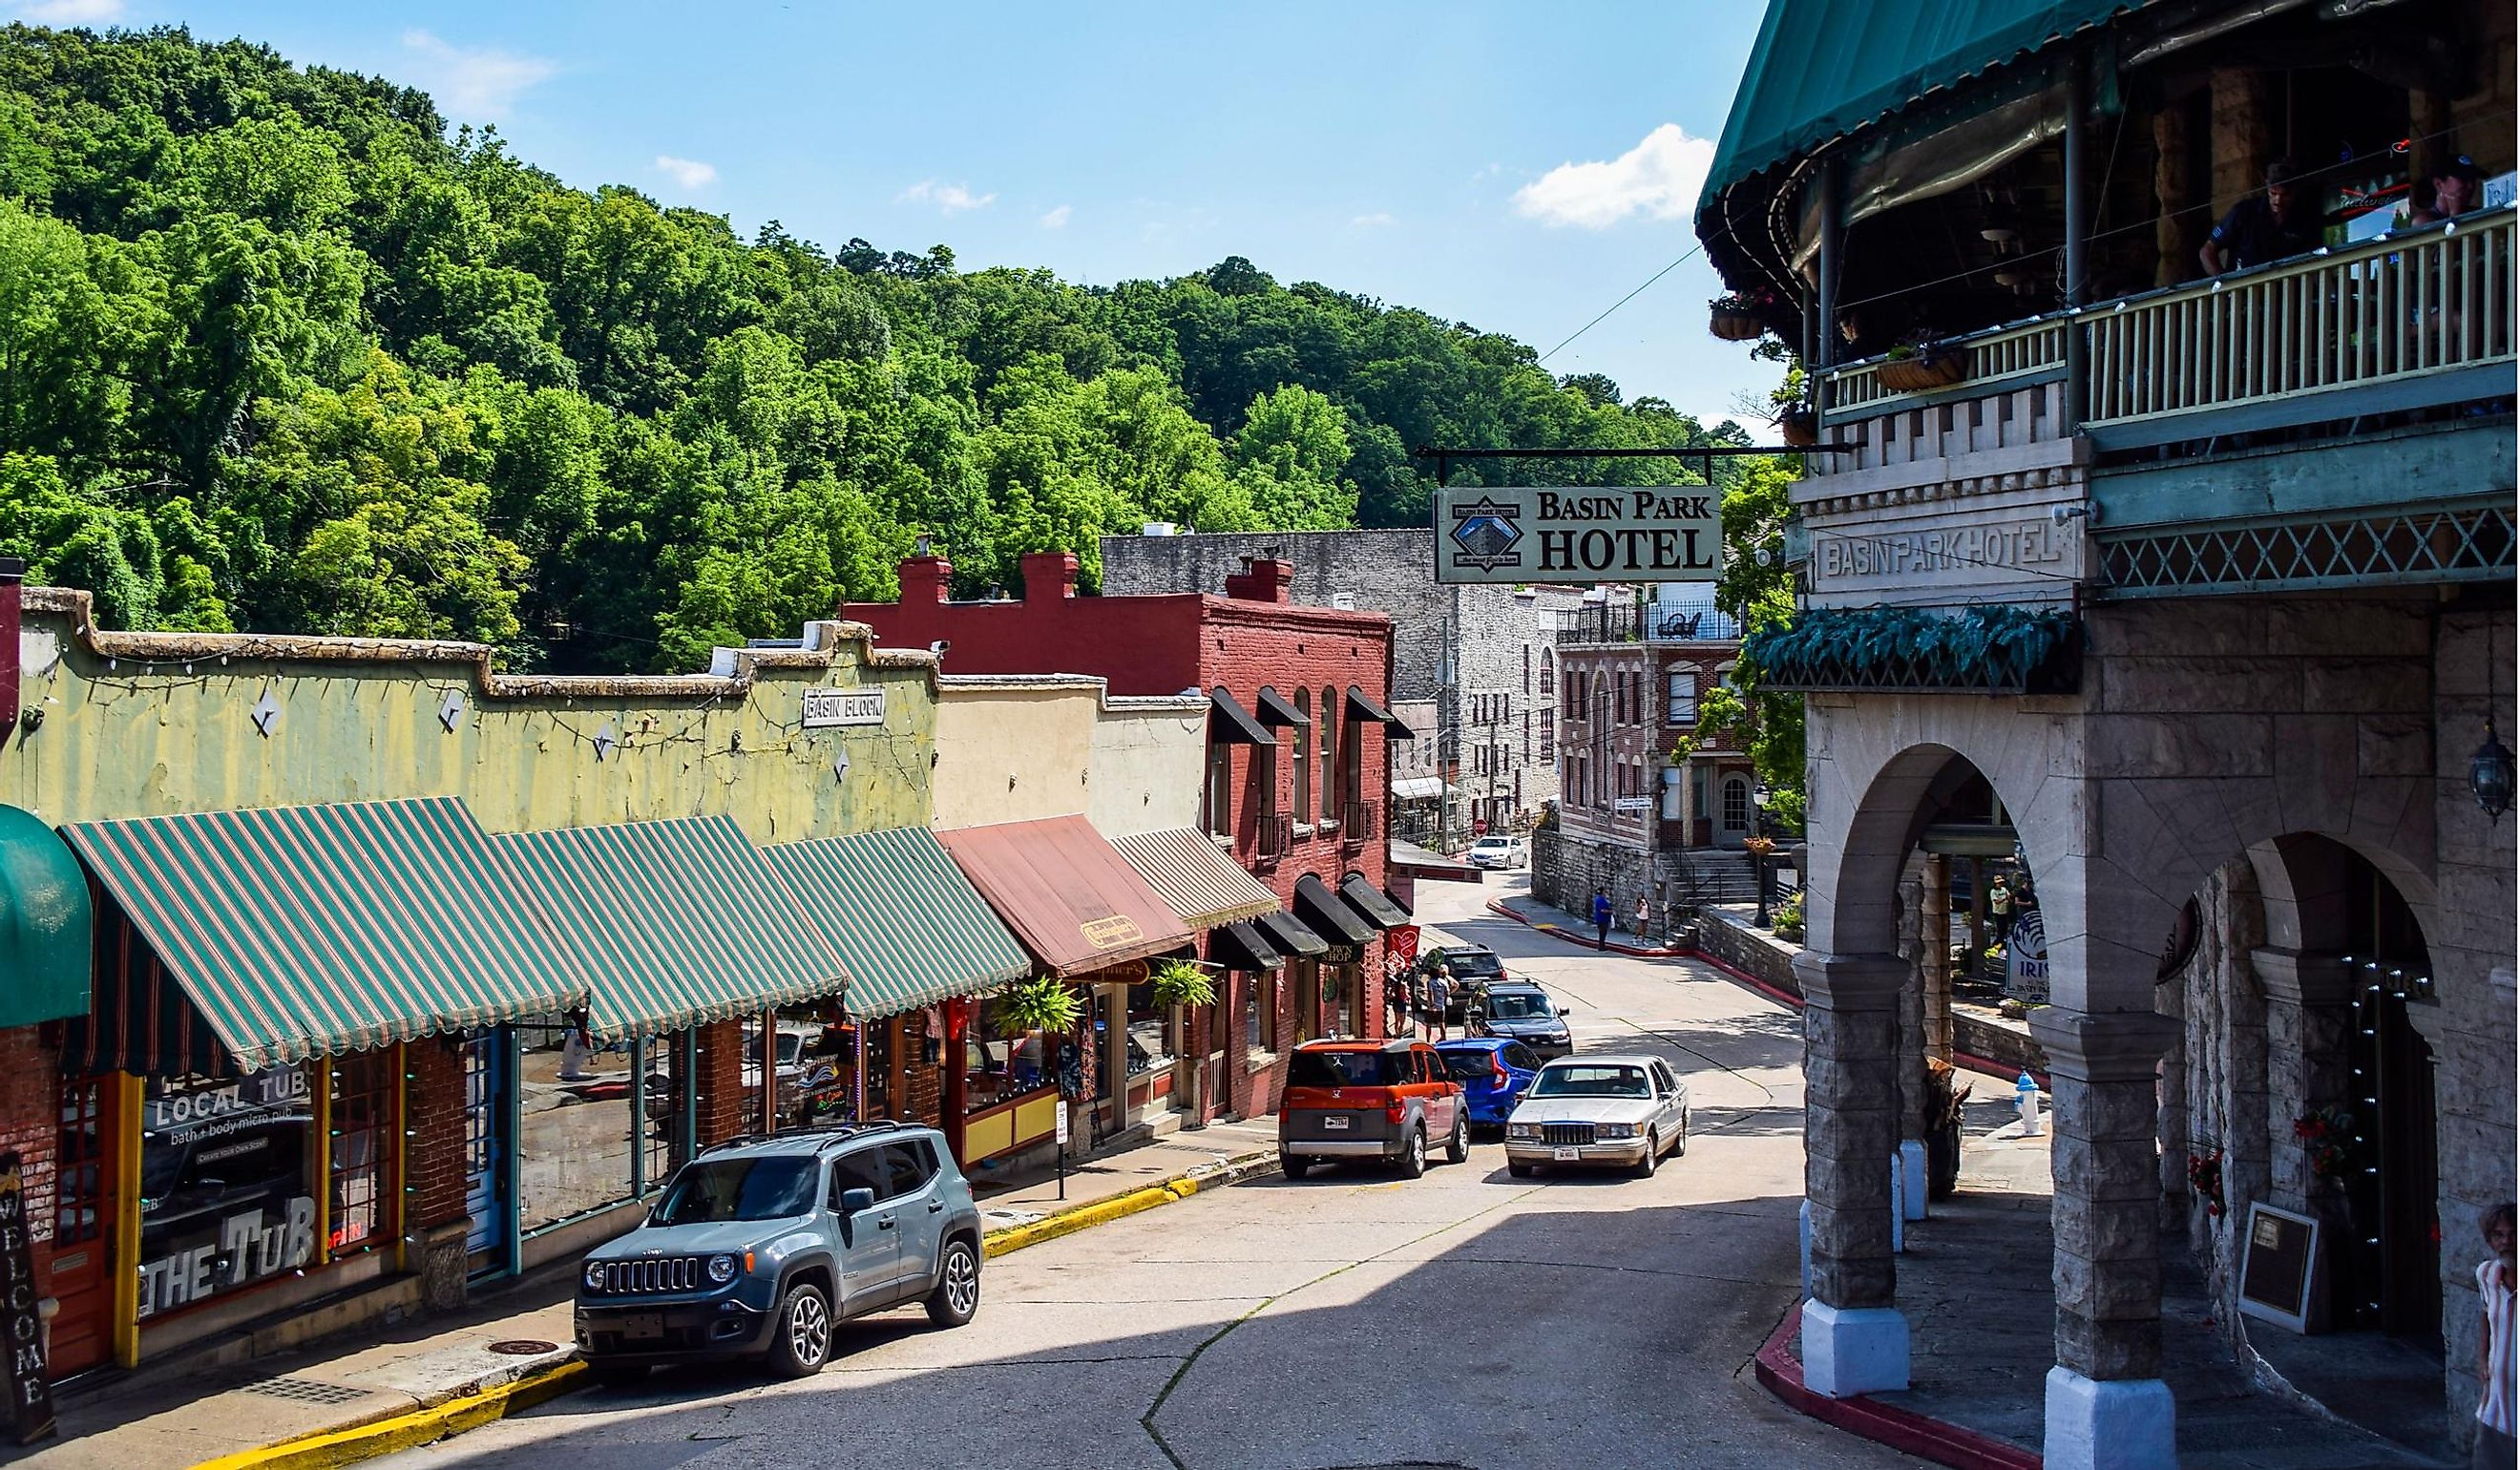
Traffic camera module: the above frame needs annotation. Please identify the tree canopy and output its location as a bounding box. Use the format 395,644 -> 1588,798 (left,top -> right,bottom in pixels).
0,24 -> 1743,670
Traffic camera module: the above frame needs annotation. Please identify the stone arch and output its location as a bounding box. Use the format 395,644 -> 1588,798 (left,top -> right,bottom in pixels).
2244,830 -> 2443,959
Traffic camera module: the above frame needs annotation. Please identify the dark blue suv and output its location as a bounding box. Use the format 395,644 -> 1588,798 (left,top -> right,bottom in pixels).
1436,1039 -> 1545,1131
575,1123 -> 983,1383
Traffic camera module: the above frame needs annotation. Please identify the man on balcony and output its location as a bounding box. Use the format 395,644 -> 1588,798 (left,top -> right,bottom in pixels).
2200,156 -> 2320,275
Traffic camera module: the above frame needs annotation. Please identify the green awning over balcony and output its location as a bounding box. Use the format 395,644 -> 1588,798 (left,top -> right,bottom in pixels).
1700,0 -> 2137,209
761,826 -> 1032,1019
495,815 -> 846,1038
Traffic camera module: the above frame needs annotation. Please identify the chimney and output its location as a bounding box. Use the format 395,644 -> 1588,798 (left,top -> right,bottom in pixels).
899,553 -> 953,604
1020,551 -> 1079,602
1224,553 -> 1294,604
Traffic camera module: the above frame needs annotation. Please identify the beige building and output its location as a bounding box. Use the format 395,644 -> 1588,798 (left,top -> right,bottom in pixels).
933,674 -> 1206,835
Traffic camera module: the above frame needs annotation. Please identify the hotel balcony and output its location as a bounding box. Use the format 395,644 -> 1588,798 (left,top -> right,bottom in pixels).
1552,601 -> 1744,647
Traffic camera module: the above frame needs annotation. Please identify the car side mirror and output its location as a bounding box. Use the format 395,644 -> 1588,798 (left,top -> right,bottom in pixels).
1556,1005 -> 1572,1017
839,1187 -> 877,1214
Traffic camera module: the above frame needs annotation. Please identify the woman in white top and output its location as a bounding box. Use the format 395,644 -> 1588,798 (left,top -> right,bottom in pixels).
2478,1201 -> 2517,1470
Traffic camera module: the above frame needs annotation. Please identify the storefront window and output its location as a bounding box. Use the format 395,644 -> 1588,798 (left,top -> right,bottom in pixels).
1123,982 -> 1176,1081
517,1014 -> 635,1232
966,1001 -> 1049,1112
1243,970 -> 1278,1056
325,1050 -> 400,1257
136,1067 -> 318,1320
746,1007 -> 855,1131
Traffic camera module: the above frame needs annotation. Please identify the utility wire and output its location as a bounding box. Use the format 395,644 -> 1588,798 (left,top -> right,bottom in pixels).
1538,240 -> 1711,365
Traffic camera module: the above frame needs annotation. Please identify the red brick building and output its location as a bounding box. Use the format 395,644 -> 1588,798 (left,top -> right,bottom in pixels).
847,550 -> 1406,1119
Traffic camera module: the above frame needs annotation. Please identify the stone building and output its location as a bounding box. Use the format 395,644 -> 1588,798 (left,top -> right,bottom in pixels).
1100,528 -> 1585,845
1699,0 -> 2516,1463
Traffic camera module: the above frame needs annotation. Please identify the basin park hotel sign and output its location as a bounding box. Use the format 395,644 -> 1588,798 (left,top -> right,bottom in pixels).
1437,487 -> 1723,585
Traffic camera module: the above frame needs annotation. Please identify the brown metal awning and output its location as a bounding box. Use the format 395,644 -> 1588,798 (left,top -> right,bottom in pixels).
1253,686 -> 1306,727
938,815 -> 1196,977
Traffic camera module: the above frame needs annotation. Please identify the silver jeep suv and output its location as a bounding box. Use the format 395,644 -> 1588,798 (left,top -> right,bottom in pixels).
575,1122 -> 983,1382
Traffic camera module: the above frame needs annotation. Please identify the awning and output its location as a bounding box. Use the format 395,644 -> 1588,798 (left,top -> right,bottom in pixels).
0,805 -> 89,1028
1208,920 -> 1285,973
1253,686 -> 1306,726
762,826 -> 1032,1019
1209,687 -> 1275,746
60,797 -> 589,1072
1256,910 -> 1330,959
1387,715 -> 1418,741
495,815 -> 845,1038
1344,684 -> 1397,724
1339,874 -> 1412,930
1389,776 -> 1455,802
1292,872 -> 1376,948
939,815 -> 1196,976
1111,827 -> 1283,929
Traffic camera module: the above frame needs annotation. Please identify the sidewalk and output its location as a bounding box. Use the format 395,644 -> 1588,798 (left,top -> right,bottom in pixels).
1485,892 -> 1689,958
13,1116 -> 1281,1470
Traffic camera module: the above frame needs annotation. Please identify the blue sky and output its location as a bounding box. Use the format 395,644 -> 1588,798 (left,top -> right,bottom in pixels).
20,0 -> 1778,425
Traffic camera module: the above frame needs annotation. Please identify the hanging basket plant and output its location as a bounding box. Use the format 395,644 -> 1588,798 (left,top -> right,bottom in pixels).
995,974 -> 1082,1035
1709,291 -> 1773,343
1776,402 -> 1818,447
1877,338 -> 1969,393
1149,957 -> 1217,1010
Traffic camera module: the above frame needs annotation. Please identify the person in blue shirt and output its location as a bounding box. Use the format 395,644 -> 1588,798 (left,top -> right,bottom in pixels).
1591,890 -> 1612,948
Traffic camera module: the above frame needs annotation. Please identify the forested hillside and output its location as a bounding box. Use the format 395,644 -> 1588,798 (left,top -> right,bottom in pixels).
0,26 -> 1739,670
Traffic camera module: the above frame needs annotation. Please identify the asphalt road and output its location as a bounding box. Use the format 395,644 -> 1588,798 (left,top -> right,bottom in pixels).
387,875 -> 1913,1470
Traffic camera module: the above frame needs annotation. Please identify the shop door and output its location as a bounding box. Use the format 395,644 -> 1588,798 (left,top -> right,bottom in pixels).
46,1075 -> 114,1378
2347,982 -> 2442,1347
462,1034 -> 510,1275
1719,776 -> 1752,848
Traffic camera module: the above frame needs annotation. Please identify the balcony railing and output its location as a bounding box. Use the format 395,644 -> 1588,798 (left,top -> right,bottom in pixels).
1254,813 -> 1292,864
1815,207 -> 2515,457
1552,603 -> 1742,645
1340,801 -> 1376,845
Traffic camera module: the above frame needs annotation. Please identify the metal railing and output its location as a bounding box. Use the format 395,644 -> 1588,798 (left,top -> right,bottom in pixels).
1340,802 -> 1376,845
1254,813 -> 1293,863
2085,209 -> 2514,426
1552,603 -> 1741,645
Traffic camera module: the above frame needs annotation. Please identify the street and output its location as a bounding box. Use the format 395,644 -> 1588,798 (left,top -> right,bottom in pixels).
387,876 -> 1912,1470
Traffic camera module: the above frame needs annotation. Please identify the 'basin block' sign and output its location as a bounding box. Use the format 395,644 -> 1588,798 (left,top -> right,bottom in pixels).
1436,486 -> 1722,585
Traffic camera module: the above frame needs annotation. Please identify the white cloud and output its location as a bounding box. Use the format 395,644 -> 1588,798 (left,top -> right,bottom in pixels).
1349,211 -> 1396,228
652,155 -> 717,190
12,0 -> 124,22
399,30 -> 557,121
898,180 -> 997,215
1039,203 -> 1072,229
1513,123 -> 1715,229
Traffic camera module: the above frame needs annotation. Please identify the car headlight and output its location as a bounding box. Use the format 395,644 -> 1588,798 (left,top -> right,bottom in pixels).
1595,1123 -> 1639,1140
706,1252 -> 740,1284
582,1260 -> 607,1292
1506,1122 -> 1542,1140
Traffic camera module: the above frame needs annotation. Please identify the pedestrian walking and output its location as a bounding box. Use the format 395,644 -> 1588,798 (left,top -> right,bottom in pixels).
1591,889 -> 1612,949
1387,968 -> 1415,1038
1424,964 -> 1454,1042
1988,873 -> 2015,949
1634,894 -> 1651,942
2476,1202 -> 2517,1469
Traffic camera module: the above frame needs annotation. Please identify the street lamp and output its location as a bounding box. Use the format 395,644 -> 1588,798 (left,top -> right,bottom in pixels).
2471,715 -> 2514,820
1751,786 -> 1774,928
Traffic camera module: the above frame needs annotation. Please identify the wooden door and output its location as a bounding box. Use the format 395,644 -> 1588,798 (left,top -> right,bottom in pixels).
45,1075 -> 114,1378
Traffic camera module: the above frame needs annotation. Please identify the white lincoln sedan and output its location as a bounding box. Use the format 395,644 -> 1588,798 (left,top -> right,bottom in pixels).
1503,1055 -> 1690,1178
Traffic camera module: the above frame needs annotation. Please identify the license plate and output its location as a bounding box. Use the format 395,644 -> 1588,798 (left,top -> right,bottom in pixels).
1551,1146 -> 1581,1162
619,1312 -> 665,1341
1321,1115 -> 1351,1130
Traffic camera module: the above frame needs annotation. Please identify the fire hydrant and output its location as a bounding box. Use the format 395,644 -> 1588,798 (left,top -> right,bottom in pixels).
2014,1071 -> 2043,1136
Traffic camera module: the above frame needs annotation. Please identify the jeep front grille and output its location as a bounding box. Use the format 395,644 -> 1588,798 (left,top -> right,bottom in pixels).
596,1256 -> 703,1294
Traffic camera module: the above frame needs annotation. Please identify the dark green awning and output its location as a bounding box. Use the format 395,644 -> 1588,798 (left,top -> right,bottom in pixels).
1339,874 -> 1412,930
0,805 -> 88,1029
1210,687 -> 1275,746
1257,910 -> 1330,959
1292,873 -> 1376,948
495,816 -> 845,1038
1699,0 -> 2137,209
761,826 -> 1032,1019
61,797 -> 589,1071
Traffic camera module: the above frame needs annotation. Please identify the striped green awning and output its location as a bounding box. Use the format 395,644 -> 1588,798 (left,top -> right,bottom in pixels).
761,827 -> 1031,1019
494,815 -> 847,1038
60,797 -> 590,1072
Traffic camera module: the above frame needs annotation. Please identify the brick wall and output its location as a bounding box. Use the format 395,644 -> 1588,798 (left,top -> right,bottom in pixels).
0,1027 -> 59,1272
693,1020 -> 749,1144
404,1040 -> 471,1230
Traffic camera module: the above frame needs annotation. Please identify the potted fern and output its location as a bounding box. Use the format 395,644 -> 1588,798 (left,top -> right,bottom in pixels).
1149,959 -> 1217,1124
997,974 -> 1081,1037
1775,401 -> 1818,447
1709,291 -> 1770,343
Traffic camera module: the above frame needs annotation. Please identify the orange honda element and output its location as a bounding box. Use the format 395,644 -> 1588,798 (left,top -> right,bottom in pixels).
1277,1040 -> 1468,1180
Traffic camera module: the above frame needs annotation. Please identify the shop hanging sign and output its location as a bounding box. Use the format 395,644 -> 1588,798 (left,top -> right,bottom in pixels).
1435,487 -> 1721,585
802,688 -> 886,728
0,1153 -> 54,1444
1385,925 -> 1420,972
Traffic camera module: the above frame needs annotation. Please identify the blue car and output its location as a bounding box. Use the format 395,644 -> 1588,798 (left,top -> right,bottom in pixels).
1435,1039 -> 1547,1130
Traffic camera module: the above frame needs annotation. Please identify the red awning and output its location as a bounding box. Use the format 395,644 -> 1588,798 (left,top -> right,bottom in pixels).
937,815 -> 1196,977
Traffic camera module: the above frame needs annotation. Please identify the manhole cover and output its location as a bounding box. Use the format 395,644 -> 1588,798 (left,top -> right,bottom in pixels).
487,1339 -> 559,1355
242,1376 -> 375,1405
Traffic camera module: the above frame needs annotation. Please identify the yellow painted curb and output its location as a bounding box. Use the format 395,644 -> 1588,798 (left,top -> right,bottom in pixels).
189,1360 -> 587,1470
980,1152 -> 1274,1259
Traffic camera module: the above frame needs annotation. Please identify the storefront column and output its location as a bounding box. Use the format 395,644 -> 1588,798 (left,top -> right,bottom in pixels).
1921,855 -> 1952,1063
942,999 -> 971,1164
2252,948 -> 2355,1222
109,1073 -> 140,1371
1793,951 -> 1908,1396
691,1020 -> 748,1146
404,1040 -> 472,1312
2030,1006 -> 2180,1470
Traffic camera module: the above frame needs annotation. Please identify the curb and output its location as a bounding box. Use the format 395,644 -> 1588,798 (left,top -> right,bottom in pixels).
1752,1302 -> 2042,1470
192,1148 -> 1282,1469
1483,898 -> 1686,959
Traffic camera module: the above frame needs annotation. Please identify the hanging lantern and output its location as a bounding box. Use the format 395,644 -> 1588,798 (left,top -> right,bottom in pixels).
2470,716 -> 2515,819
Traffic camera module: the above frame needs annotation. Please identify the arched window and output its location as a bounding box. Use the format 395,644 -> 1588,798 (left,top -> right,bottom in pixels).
1319,684 -> 1338,820
1541,647 -> 1554,692
1292,688 -> 1312,821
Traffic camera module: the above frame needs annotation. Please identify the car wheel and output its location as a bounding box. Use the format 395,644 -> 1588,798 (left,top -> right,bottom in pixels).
1631,1131 -> 1659,1179
765,1280 -> 834,1378
926,1237 -> 981,1328
1445,1112 -> 1470,1164
1280,1152 -> 1310,1180
586,1360 -> 650,1388
1508,1161 -> 1536,1179
1676,1110 -> 1690,1156
1396,1125 -> 1428,1179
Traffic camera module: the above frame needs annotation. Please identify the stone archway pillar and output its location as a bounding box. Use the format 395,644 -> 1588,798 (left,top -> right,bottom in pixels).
1795,950 -> 1911,1396
2030,1006 -> 2182,1470
2252,948 -> 2355,1224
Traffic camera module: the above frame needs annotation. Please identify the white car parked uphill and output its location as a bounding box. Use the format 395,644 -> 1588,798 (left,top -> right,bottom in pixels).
1503,1055 -> 1690,1179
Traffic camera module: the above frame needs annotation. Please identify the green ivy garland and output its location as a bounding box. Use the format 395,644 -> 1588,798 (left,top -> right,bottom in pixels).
1745,605 -> 2076,692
